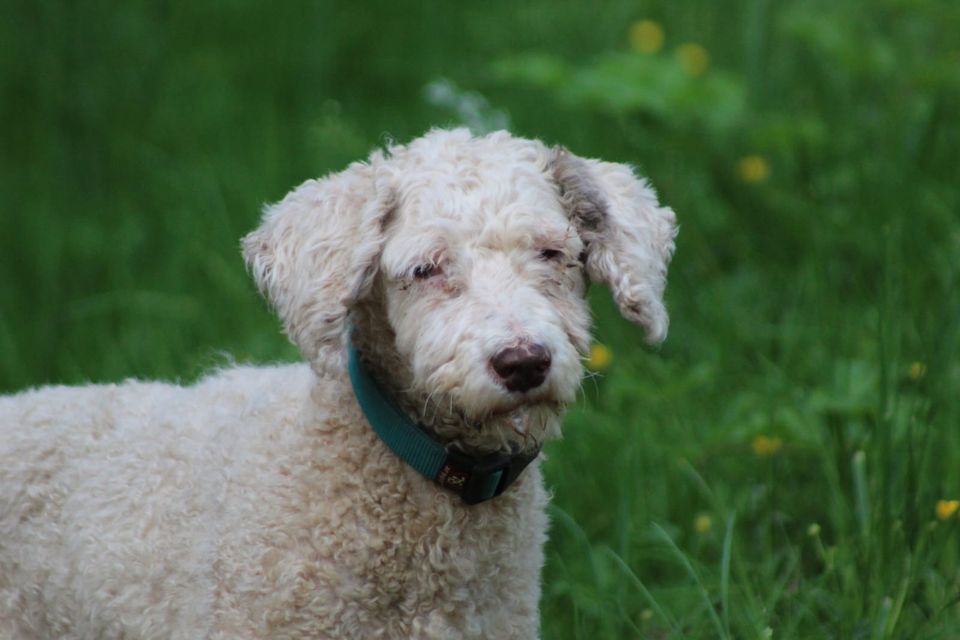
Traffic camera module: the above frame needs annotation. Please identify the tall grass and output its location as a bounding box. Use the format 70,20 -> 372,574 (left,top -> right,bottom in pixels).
1,0 -> 958,637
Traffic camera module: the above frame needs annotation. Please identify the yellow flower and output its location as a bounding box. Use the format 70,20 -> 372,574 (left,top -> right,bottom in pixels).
629,20 -> 665,54
751,435 -> 783,457
907,361 -> 927,381
676,43 -> 710,76
586,343 -> 613,371
737,155 -> 771,183
936,499 -> 959,521
694,514 -> 713,533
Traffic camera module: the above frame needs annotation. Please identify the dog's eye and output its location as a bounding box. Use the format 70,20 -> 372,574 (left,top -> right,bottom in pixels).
538,249 -> 563,261
413,264 -> 440,279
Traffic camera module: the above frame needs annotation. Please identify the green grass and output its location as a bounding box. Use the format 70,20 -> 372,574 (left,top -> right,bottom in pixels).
2,0 -> 959,637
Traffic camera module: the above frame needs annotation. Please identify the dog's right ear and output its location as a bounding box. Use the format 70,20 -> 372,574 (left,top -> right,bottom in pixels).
551,147 -> 678,345
243,158 -> 394,375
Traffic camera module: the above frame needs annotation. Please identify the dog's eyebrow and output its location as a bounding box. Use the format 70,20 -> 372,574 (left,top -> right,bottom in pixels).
532,226 -> 577,246
474,209 -> 570,241
381,233 -> 449,278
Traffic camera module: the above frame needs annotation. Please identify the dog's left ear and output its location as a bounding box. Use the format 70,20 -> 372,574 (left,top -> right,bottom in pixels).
551,147 -> 678,344
242,157 -> 395,374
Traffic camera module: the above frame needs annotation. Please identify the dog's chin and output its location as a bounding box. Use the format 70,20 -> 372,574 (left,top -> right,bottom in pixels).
415,382 -> 571,453
481,399 -> 563,427
451,399 -> 566,453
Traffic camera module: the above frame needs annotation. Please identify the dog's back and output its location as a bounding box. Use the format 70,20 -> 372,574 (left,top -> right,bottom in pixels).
0,365 -> 311,639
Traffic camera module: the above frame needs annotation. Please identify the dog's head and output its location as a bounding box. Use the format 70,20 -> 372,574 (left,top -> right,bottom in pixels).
244,129 -> 676,443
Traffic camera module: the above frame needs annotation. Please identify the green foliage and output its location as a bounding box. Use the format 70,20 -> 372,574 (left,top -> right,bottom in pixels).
2,0 -> 959,637
495,52 -> 745,134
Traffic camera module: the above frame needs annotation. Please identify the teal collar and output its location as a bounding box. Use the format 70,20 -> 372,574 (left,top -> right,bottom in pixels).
347,342 -> 539,505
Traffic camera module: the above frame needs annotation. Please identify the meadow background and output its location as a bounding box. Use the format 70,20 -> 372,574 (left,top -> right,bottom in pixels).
2,0 -> 959,637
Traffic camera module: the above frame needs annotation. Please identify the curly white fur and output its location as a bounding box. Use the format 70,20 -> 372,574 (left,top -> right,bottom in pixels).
0,128 -> 676,639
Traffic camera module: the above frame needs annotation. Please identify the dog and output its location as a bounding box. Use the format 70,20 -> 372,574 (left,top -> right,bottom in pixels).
0,128 -> 676,639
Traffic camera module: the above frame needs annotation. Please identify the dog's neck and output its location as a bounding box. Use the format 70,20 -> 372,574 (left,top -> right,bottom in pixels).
347,299 -> 561,455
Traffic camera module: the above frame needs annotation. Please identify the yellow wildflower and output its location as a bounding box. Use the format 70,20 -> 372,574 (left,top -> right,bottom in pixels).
907,361 -> 927,381
676,43 -> 710,76
751,435 -> 783,457
936,499 -> 959,521
694,514 -> 713,533
629,20 -> 665,54
737,155 -> 771,183
586,343 -> 613,371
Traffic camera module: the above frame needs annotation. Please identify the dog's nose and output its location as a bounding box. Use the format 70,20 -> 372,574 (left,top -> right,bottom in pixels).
490,344 -> 551,393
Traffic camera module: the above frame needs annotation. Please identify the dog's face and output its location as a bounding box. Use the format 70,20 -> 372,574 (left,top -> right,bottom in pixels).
243,129 -> 676,440
377,151 -> 591,424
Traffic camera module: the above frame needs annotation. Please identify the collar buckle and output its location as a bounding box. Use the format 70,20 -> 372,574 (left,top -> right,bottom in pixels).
438,447 -> 539,505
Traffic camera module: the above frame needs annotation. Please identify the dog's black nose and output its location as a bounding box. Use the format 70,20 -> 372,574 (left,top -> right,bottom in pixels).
490,344 -> 551,392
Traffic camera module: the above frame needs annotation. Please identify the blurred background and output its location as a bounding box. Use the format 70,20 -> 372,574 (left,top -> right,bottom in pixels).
2,0 -> 959,636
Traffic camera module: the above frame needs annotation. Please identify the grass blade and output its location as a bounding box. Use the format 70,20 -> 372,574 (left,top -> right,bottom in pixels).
602,546 -> 684,638
852,450 -> 870,540
653,522 -> 730,640
720,512 -> 736,637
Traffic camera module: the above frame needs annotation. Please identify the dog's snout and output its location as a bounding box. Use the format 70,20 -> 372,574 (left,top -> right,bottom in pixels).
490,344 -> 551,393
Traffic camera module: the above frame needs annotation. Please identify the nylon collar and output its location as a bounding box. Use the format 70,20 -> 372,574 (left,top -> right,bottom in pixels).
347,342 -> 539,505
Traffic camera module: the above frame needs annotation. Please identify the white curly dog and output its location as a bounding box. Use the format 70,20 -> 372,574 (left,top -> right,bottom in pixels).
0,129 -> 676,639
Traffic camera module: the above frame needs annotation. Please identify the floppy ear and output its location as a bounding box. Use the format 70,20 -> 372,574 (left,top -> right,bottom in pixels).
242,158 -> 394,373
552,147 -> 678,344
